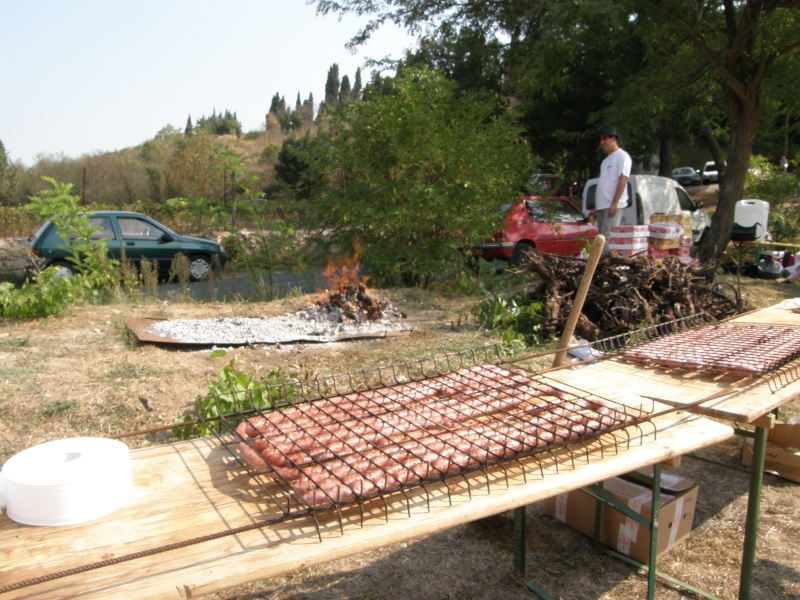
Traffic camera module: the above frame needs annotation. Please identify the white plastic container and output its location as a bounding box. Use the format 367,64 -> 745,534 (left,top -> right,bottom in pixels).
0,438 -> 132,526
734,200 -> 770,241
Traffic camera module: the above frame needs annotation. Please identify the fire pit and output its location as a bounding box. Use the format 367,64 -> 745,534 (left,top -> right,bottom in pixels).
128,276 -> 410,346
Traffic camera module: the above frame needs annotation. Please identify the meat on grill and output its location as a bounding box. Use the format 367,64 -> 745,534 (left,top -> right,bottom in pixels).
622,323 -> 800,375
235,364 -> 625,507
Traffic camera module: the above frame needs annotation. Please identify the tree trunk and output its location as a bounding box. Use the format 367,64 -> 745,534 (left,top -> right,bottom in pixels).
697,89 -> 764,263
700,117 -> 726,174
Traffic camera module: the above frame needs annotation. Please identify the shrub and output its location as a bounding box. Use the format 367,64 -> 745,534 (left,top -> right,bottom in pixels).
172,360 -> 300,439
744,156 -> 800,242
472,284 -> 546,345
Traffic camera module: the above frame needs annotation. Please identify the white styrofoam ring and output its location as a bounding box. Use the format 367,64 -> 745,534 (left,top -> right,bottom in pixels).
1,437 -> 132,526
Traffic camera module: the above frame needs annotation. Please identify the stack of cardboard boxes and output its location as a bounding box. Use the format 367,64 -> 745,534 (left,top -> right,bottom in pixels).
649,214 -> 694,263
608,224 -> 649,258
608,213 -> 694,263
542,468 -> 699,565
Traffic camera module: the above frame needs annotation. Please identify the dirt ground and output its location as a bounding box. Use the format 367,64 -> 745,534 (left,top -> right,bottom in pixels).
2,280 -> 800,599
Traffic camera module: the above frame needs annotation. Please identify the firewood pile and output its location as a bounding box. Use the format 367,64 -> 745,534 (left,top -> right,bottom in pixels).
314,282 -> 406,324
516,252 -> 748,341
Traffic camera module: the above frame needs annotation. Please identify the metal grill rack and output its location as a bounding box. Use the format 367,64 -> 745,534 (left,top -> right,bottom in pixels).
621,322 -> 800,376
590,312 -> 712,354
200,349 -> 655,533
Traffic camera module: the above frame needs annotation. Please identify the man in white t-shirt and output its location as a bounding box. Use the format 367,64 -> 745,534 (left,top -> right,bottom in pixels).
591,126 -> 632,255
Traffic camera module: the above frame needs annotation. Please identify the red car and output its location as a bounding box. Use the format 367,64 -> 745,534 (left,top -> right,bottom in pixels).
472,196 -> 597,265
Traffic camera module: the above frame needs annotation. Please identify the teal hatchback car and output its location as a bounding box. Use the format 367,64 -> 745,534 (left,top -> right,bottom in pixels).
29,211 -> 228,281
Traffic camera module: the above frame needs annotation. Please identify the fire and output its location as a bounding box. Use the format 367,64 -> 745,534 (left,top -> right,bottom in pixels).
321,242 -> 369,291
316,242 -> 384,322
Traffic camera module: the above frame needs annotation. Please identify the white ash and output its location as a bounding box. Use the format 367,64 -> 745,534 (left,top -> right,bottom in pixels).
145,300 -> 410,345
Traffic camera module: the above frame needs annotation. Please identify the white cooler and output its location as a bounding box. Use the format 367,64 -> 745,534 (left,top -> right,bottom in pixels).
734,199 -> 770,241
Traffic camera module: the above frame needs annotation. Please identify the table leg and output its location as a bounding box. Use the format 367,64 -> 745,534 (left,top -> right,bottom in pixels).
513,506 -> 556,599
514,506 -> 526,577
739,425 -> 768,600
647,463 -> 662,600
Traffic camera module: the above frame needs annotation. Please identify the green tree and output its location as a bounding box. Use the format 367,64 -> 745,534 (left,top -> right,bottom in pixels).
352,68 -> 363,100
274,134 -> 325,200
339,74 -> 352,103
314,0 -> 800,262
324,63 -> 341,109
195,109 -> 242,136
304,67 -> 531,286
166,134 -> 227,201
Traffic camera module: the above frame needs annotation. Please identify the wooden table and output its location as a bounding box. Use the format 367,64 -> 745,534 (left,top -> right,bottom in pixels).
3,304 -> 797,600
546,303 -> 800,600
0,409 -> 732,599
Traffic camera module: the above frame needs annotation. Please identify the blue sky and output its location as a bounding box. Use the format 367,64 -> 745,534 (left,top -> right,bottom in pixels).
0,1 -> 415,166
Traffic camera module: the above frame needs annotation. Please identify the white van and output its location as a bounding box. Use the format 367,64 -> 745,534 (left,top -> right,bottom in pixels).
701,161 -> 720,184
582,174 -> 712,244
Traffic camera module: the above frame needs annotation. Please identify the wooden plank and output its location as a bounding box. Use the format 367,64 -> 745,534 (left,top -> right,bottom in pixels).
548,356 -> 800,424
0,411 -> 732,600
727,306 -> 800,327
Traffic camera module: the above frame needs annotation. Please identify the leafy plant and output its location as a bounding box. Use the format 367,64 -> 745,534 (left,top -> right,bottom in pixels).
0,268 -> 79,319
744,156 -> 800,242
304,67 -> 532,287
172,359 -> 300,439
472,284 -> 546,345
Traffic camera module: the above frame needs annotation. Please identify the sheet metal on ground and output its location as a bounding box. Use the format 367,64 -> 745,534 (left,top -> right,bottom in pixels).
127,317 -> 409,346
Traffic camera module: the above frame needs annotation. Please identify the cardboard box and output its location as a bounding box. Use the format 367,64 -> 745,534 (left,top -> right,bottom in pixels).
648,222 -> 683,240
611,224 -> 650,238
651,213 -> 693,231
649,237 -> 680,249
609,237 -> 649,248
648,248 -> 672,259
670,246 -> 691,258
542,470 -> 698,565
741,421 -> 800,483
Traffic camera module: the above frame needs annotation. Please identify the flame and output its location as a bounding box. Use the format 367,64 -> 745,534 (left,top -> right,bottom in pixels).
322,241 -> 369,291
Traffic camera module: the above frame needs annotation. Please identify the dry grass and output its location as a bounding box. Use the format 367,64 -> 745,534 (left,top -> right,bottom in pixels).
2,280 -> 800,600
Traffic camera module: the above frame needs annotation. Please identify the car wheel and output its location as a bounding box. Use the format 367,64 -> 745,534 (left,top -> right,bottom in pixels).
510,242 -> 536,266
49,261 -> 75,278
188,254 -> 212,281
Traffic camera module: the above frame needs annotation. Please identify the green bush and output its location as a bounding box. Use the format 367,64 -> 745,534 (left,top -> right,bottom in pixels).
472,284 -> 546,345
744,156 -> 800,242
303,67 -> 532,287
0,268 -> 78,319
1,178 -> 124,318
172,360 -> 300,439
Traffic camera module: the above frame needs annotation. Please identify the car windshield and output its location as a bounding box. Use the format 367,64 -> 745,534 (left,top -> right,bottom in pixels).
29,221 -> 50,243
525,199 -> 585,223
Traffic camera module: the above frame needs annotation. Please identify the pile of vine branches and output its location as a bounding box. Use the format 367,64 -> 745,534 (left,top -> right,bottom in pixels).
515,252 -> 749,341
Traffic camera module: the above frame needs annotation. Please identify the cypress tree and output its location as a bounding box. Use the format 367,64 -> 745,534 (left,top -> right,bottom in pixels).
353,68 -> 362,101
339,75 -> 352,103
324,64 -> 340,107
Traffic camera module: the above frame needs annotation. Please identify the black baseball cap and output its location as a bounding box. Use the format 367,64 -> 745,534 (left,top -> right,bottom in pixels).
598,126 -> 618,138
